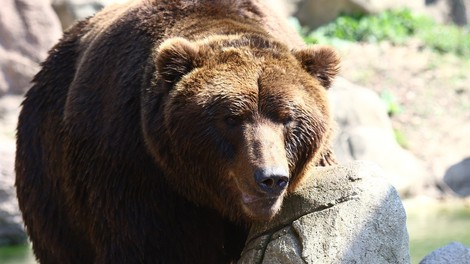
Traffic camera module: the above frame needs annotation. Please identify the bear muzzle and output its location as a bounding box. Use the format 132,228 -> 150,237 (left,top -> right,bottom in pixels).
239,190 -> 285,221
235,167 -> 289,221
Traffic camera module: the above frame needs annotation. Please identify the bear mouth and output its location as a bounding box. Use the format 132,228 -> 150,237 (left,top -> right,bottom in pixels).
240,193 -> 284,221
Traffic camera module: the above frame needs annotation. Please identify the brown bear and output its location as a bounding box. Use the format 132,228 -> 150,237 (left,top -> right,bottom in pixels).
15,0 -> 340,263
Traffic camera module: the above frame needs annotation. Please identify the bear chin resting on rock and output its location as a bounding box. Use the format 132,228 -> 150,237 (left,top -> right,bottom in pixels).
15,0 -> 340,263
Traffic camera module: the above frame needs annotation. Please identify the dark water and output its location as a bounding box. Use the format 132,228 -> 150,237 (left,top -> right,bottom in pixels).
1,199 -> 469,264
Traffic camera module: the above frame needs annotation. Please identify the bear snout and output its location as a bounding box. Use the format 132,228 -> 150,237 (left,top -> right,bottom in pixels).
254,167 -> 289,195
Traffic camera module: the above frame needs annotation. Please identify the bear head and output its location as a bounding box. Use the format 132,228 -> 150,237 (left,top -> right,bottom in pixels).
142,34 -> 340,222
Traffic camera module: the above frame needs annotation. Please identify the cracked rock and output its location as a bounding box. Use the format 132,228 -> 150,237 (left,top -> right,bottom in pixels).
238,161 -> 410,264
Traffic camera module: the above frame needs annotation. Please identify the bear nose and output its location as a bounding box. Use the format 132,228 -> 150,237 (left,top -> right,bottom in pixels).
254,168 -> 289,195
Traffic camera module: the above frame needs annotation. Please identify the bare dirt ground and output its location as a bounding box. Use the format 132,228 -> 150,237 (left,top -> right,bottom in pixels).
336,39 -> 470,184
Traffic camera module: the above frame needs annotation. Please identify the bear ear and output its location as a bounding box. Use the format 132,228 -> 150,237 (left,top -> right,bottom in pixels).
156,37 -> 199,84
292,46 -> 340,89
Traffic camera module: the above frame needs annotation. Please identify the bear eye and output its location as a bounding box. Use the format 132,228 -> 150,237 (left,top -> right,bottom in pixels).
281,115 -> 294,126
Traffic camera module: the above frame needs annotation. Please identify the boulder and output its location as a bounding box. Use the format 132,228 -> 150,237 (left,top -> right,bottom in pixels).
420,242 -> 470,264
0,0 -> 62,96
239,161 -> 411,264
329,78 -> 428,196
442,158 -> 470,197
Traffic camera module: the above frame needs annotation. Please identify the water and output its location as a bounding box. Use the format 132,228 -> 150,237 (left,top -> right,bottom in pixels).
1,198 -> 469,264
405,198 -> 470,263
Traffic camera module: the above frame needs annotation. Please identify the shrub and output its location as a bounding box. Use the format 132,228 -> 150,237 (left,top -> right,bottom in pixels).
301,9 -> 470,57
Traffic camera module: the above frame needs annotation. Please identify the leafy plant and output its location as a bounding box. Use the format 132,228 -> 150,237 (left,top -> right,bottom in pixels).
300,9 -> 470,57
310,9 -> 430,44
419,25 -> 470,56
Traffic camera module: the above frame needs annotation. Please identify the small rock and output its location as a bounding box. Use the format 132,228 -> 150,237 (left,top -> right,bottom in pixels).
420,242 -> 470,264
443,158 -> 470,197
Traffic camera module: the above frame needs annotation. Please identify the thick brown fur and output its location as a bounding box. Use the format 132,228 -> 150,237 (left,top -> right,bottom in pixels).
15,0 -> 340,263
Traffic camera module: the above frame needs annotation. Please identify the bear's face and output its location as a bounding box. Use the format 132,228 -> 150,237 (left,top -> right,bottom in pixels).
142,35 -> 339,221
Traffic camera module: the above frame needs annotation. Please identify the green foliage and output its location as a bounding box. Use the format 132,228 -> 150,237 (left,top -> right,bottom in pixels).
310,9 -> 431,44
420,25 -> 470,56
300,9 -> 470,57
380,90 -> 406,147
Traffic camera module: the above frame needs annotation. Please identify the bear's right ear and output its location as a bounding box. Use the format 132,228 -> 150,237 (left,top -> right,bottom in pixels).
292,46 -> 340,89
156,38 -> 199,84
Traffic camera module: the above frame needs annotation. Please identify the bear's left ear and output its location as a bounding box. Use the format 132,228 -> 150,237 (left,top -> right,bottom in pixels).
156,37 -> 199,84
292,46 -> 340,89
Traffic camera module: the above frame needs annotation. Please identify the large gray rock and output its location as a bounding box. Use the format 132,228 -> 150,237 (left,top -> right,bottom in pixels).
0,0 -> 62,96
329,78 -> 428,196
239,161 -> 410,264
443,158 -> 470,197
420,242 -> 470,264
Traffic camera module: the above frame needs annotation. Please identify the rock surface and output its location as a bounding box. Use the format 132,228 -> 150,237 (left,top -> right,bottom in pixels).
239,161 -> 410,264
329,78 -> 428,196
0,0 -> 62,96
420,242 -> 470,264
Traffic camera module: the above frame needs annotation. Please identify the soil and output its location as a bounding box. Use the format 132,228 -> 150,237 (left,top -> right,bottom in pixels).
335,39 -> 470,185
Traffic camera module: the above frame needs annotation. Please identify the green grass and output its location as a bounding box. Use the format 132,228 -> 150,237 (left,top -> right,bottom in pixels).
297,9 -> 470,57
